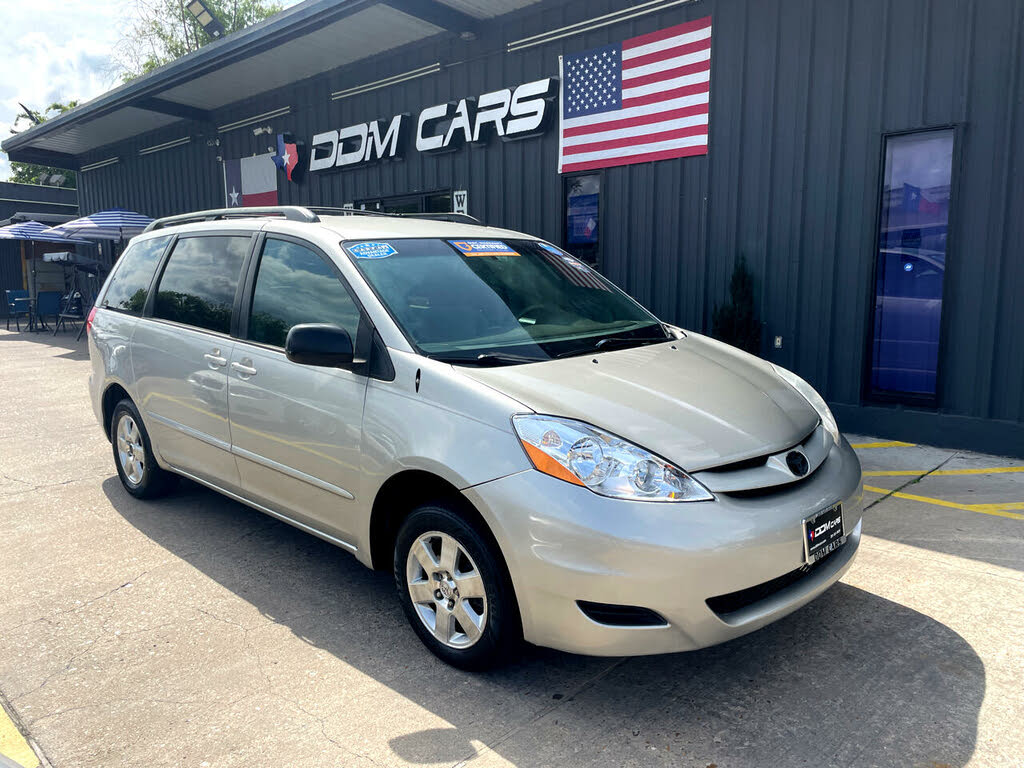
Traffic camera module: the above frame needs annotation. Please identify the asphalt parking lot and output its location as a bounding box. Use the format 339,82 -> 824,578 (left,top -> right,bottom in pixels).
1,329 -> 1021,768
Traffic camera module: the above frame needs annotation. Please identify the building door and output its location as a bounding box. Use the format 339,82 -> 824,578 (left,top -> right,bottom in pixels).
563,174 -> 600,267
868,129 -> 954,400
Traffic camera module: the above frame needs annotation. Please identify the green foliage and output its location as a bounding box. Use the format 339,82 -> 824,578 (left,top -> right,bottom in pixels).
115,0 -> 284,81
155,291 -> 232,335
6,102 -> 79,187
711,255 -> 761,355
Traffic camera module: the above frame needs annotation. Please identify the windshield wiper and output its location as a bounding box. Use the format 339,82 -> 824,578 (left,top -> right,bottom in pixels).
554,332 -> 669,359
594,334 -> 668,351
432,352 -> 546,367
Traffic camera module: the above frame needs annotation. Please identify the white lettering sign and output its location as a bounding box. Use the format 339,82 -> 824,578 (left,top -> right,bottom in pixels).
311,78 -> 557,173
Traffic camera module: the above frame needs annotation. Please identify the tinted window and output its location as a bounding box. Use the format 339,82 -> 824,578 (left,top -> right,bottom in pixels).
248,238 -> 360,348
564,174 -> 600,266
153,236 -> 249,334
102,236 -> 170,314
870,130 -> 953,396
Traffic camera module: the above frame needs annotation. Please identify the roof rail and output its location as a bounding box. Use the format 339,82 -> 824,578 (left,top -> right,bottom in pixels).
143,205 -> 486,233
144,206 -> 319,232
400,212 -> 482,225
307,207 -> 483,225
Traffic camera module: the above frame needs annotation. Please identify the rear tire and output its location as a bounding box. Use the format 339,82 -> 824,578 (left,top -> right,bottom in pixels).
395,502 -> 520,670
111,399 -> 177,499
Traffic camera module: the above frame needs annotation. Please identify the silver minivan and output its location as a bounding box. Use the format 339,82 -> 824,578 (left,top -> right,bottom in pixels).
88,206 -> 862,670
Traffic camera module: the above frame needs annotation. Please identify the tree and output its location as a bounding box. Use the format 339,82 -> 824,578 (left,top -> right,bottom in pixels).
114,0 -> 283,80
6,102 -> 79,188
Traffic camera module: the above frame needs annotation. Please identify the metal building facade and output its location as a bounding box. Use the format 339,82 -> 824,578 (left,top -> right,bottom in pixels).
37,0 -> 1024,455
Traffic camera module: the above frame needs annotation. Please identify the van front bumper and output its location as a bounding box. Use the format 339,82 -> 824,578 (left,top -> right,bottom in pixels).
462,437 -> 863,656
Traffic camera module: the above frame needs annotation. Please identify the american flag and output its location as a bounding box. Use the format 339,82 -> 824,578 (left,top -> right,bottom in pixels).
558,16 -> 712,173
535,244 -> 610,291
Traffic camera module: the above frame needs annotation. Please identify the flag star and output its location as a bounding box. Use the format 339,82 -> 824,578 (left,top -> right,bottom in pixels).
229,187 -> 240,205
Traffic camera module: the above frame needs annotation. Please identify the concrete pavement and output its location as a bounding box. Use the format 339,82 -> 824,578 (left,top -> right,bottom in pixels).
0,329 -> 1021,768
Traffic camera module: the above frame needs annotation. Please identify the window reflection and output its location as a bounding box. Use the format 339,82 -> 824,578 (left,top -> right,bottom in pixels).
154,236 -> 249,334
249,239 -> 360,348
102,236 -> 170,314
564,174 -> 600,266
870,130 -> 953,396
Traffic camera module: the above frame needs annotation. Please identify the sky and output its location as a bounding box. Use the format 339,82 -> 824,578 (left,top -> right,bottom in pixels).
0,1 -> 126,180
0,0 -> 300,182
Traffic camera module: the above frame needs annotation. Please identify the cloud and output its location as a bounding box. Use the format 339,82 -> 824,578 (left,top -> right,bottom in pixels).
0,1 -> 124,179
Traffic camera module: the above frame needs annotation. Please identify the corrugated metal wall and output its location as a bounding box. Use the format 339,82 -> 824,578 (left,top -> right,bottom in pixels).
76,0 -> 1024,451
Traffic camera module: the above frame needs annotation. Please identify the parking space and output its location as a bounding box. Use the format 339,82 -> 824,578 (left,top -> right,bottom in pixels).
0,330 -> 1021,768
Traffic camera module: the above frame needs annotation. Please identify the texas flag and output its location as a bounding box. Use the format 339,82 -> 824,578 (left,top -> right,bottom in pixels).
273,133 -> 300,181
223,153 -> 278,207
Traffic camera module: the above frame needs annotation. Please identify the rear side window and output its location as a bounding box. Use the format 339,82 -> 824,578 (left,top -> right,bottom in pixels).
248,238 -> 361,348
101,235 -> 170,314
153,236 -> 250,334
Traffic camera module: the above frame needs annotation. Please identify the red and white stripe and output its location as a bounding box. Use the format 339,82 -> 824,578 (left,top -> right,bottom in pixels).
539,250 -> 610,290
559,16 -> 711,173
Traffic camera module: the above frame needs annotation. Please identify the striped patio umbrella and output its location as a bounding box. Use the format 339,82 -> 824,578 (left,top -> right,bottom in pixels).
0,220 -> 90,244
41,208 -> 153,242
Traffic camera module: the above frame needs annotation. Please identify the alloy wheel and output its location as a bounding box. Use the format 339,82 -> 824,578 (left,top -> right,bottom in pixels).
116,414 -> 146,486
405,530 -> 487,649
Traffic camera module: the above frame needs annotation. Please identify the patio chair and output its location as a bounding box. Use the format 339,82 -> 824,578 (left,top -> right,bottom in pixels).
5,289 -> 29,330
35,291 -> 63,330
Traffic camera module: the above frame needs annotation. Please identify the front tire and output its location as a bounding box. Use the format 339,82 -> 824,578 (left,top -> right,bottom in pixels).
111,399 -> 177,499
395,502 -> 520,670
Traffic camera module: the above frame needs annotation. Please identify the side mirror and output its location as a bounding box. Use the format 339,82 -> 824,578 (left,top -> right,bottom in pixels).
285,323 -> 355,368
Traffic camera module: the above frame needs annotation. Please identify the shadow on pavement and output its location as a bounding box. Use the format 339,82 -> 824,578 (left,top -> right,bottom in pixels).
0,327 -> 88,360
105,476 -> 984,768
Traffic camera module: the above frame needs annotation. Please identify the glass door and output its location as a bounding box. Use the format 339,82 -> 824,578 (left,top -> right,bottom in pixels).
869,129 -> 954,399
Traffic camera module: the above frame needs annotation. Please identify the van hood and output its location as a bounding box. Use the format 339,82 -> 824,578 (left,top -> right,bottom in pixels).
460,333 -> 819,472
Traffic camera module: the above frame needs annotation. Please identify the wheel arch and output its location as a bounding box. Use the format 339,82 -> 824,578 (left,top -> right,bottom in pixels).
101,382 -> 133,441
369,468 -> 523,635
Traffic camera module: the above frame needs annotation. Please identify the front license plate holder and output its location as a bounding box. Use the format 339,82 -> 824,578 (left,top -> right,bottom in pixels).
803,502 -> 845,564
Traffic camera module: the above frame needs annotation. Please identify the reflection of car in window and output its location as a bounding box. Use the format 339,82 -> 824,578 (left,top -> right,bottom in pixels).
872,247 -> 945,394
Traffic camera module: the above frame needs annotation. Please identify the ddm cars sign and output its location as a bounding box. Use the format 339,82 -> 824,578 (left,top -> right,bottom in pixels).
308,78 -> 557,173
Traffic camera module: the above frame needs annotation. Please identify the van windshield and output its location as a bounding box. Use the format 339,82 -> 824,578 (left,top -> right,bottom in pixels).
345,238 -> 668,364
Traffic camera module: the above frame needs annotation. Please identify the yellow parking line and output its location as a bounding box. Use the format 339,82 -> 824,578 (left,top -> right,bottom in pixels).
864,484 -> 1024,520
865,466 -> 1024,477
0,704 -> 38,768
850,441 -> 915,448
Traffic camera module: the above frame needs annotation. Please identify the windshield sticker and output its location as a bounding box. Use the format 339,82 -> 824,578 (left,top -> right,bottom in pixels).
348,242 -> 397,259
449,240 -> 519,257
537,242 -> 563,255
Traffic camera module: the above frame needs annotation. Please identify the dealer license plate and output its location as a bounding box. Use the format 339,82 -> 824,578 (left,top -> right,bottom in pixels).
803,502 -> 845,564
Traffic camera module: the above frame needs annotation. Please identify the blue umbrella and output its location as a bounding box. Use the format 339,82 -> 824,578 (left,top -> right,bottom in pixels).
0,220 -> 90,245
41,207 -> 153,242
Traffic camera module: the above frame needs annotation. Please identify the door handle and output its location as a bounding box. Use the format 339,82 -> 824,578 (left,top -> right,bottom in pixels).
231,361 -> 257,377
204,352 -> 228,367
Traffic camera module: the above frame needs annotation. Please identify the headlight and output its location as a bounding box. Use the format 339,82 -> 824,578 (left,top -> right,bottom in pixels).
512,415 -> 713,502
771,364 -> 840,445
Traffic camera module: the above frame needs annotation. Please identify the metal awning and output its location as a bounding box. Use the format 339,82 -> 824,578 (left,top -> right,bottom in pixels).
1,0 -> 543,169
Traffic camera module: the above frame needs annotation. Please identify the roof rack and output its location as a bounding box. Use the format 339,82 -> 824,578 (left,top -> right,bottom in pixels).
306,207 -> 482,225
144,206 -> 318,232
144,205 -> 484,233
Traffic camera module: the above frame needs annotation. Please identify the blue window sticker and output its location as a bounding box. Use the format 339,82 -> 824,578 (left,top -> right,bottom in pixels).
348,241 -> 397,259
537,242 -> 563,255
449,240 -> 519,257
